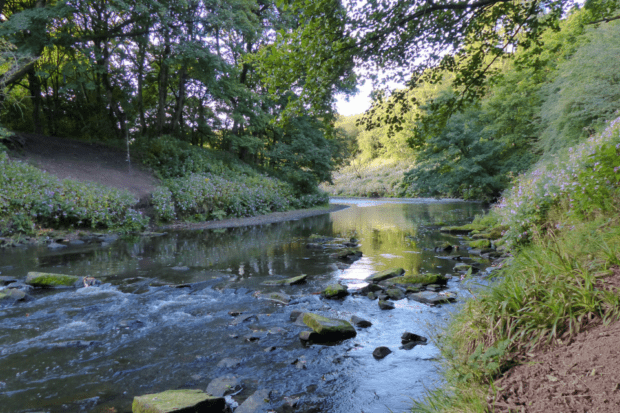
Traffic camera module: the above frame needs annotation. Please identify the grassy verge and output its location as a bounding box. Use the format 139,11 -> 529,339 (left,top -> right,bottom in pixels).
320,158 -> 412,198
412,117 -> 620,412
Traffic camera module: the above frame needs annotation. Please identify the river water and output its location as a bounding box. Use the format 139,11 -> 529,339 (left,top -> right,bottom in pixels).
0,198 -> 487,413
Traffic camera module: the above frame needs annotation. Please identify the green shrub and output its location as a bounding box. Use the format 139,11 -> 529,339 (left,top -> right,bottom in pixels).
0,153 -> 148,235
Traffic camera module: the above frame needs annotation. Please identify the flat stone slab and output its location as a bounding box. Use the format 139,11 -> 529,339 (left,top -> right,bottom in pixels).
25,272 -> 81,288
132,389 -> 227,412
384,273 -> 448,286
261,274 -> 308,286
235,389 -> 271,413
365,268 -> 405,283
302,313 -> 356,341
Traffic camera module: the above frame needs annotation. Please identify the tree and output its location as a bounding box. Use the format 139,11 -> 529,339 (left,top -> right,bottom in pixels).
254,0 -> 620,126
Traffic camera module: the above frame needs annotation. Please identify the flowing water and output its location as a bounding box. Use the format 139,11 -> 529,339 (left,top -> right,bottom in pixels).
0,198 -> 487,413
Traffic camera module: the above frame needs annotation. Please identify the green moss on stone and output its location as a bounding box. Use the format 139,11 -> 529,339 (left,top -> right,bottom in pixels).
25,272 -> 80,287
469,239 -> 491,249
365,268 -> 405,282
388,273 -> 447,286
302,313 -> 356,338
439,224 -> 488,234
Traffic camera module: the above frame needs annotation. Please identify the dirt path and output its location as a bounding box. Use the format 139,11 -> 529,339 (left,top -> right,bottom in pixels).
13,133 -> 158,200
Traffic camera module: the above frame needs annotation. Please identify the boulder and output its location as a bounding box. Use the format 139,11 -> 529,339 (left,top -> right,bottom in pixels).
434,242 -> 453,252
302,313 -> 356,341
321,284 -> 349,299
454,263 -> 479,273
386,288 -> 405,301
206,375 -> 243,397
378,300 -> 395,310
132,389 -> 227,413
351,315 -> 372,328
262,274 -> 308,286
372,347 -> 392,359
384,273 -> 448,286
365,268 -> 405,283
235,389 -> 271,413
401,332 -> 428,344
25,272 -> 81,288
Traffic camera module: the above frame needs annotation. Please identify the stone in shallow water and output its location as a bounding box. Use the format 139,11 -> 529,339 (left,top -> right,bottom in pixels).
302,313 -> 356,341
262,274 -> 308,286
132,389 -> 227,412
378,300 -> 395,310
25,272 -> 81,288
365,268 -> 405,283
321,283 -> 349,299
373,346 -> 392,359
351,315 -> 372,328
235,389 -> 271,413
206,375 -> 243,397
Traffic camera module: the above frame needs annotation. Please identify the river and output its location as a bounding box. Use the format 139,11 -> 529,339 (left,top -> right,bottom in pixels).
0,198 -> 487,413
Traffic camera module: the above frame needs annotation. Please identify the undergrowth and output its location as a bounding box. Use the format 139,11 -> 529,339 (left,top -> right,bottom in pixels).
412,117 -> 620,412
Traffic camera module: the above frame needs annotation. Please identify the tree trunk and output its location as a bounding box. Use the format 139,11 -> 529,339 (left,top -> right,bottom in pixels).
157,36 -> 171,136
27,67 -> 42,134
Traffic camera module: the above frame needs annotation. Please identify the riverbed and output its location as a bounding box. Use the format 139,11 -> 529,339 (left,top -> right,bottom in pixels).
0,198 -> 487,413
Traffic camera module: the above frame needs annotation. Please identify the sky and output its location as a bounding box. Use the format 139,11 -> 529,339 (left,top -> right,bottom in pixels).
335,81 -> 373,117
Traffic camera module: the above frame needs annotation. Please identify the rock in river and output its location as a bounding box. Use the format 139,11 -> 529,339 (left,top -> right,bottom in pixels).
262,274 -> 308,286
365,268 -> 405,283
351,315 -> 372,328
373,347 -> 392,359
25,272 -> 82,288
235,389 -> 271,413
302,313 -> 356,342
378,300 -> 395,310
206,375 -> 243,397
132,389 -> 227,413
330,249 -> 362,263
321,283 -> 349,299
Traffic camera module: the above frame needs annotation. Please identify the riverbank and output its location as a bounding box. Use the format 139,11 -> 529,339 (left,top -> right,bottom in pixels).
412,117 -> 620,412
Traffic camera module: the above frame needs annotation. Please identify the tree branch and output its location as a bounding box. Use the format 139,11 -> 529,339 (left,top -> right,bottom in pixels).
587,14 -> 620,24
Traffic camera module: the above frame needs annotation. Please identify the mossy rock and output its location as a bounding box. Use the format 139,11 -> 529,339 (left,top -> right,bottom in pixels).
454,263 -> 479,273
302,313 -> 356,340
330,249 -> 363,262
132,389 -> 226,413
385,273 -> 447,286
321,284 -> 349,299
25,272 -> 81,288
365,268 -> 405,283
488,225 -> 508,240
386,288 -> 405,300
468,239 -> 491,249
439,224 -> 487,235
0,288 -> 27,301
262,274 -> 308,286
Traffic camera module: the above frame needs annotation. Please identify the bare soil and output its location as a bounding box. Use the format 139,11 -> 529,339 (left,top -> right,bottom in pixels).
13,133 -> 158,200
492,266 -> 620,413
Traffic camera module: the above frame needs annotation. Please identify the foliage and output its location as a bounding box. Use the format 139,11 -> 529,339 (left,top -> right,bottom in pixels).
151,173 -> 328,222
0,153 -> 148,235
495,116 -> 620,246
538,20 -> 620,153
320,159 -> 411,198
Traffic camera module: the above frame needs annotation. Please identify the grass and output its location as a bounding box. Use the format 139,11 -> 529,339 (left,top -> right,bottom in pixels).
411,116 -> 620,412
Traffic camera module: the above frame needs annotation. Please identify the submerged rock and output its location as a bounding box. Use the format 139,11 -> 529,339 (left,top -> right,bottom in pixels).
262,274 -> 308,286
47,242 -> 67,249
25,272 -> 81,288
321,284 -> 349,299
132,389 -> 227,413
235,389 -> 271,413
365,268 -> 405,283
330,249 -> 362,262
0,288 -> 30,302
263,292 -> 291,305
206,375 -> 243,397
0,276 -> 18,286
302,313 -> 356,342
351,315 -> 372,328
372,347 -> 392,359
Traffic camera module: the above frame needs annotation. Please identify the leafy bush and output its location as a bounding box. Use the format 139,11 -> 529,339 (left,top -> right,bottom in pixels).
0,153 -> 148,235
495,115 -> 620,246
135,135 -> 258,179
